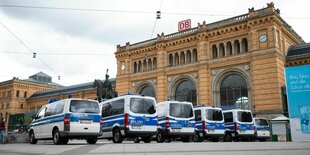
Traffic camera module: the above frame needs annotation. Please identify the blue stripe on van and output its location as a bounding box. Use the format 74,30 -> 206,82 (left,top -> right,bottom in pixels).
195,121 -> 225,131
158,116 -> 194,129
256,126 -> 270,131
224,122 -> 254,131
69,113 -> 101,123
31,114 -> 65,127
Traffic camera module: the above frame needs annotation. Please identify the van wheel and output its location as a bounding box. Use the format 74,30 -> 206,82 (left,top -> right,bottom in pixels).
224,133 -> 232,142
86,138 -> 97,144
156,131 -> 165,143
62,138 -> 69,144
133,137 -> 140,143
142,136 -> 152,143
193,132 -> 202,142
29,131 -> 37,144
113,128 -> 123,143
53,129 -> 62,145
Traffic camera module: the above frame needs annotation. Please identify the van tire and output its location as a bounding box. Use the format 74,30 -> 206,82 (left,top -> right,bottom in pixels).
53,128 -> 62,145
156,130 -> 165,143
62,138 -> 69,144
112,128 -> 123,143
142,136 -> 152,143
224,133 -> 232,142
29,131 -> 37,144
193,132 -> 202,142
86,138 -> 97,144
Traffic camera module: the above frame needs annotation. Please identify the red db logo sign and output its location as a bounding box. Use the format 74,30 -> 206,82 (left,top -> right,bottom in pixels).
178,19 -> 191,32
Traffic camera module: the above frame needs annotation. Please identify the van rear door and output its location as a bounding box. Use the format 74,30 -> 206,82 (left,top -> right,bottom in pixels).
69,100 -> 101,133
169,103 -> 194,133
237,111 -> 254,134
129,98 -> 157,132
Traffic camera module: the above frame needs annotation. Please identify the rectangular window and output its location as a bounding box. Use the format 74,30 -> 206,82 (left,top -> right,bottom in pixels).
255,119 -> 269,126
24,91 -> 27,98
16,90 -> 20,97
224,112 -> 233,123
130,98 -> 156,114
237,111 -> 253,122
102,99 -> 125,117
70,100 -> 100,114
194,110 -> 201,121
206,109 -> 223,121
169,103 -> 193,118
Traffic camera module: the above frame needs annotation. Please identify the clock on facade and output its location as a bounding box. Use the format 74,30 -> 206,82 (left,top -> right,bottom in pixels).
259,34 -> 267,43
121,64 -> 126,71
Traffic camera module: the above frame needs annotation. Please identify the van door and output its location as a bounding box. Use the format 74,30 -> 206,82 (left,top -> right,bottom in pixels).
237,111 -> 254,134
33,107 -> 46,139
129,98 -> 157,132
169,103 -> 194,133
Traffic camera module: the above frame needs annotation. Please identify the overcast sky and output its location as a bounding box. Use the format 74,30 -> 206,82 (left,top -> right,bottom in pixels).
0,0 -> 309,86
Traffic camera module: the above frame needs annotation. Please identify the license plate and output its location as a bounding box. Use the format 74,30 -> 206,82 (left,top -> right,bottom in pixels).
172,129 -> 181,132
240,130 -> 245,133
131,125 -> 142,129
208,129 -> 214,133
80,120 -> 92,124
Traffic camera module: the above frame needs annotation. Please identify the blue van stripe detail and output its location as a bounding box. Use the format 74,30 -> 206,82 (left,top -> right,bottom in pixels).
31,114 -> 65,127
69,113 -> 101,123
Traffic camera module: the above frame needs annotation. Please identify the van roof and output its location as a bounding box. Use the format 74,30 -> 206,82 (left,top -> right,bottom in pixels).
157,101 -> 193,105
99,95 -> 155,104
223,109 -> 252,113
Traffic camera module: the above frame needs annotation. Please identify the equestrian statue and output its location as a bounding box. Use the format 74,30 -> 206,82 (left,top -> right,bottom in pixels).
92,69 -> 118,102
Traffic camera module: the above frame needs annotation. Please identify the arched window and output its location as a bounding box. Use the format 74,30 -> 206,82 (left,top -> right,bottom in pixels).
193,49 -> 198,62
180,52 -> 185,65
139,85 -> 156,98
186,50 -> 191,63
220,74 -> 249,109
133,62 -> 137,73
234,40 -> 241,54
175,80 -> 197,106
175,53 -> 180,65
212,45 -> 218,58
148,58 -> 152,71
219,43 -> 225,57
143,60 -> 147,72
153,57 -> 157,69
138,61 -> 142,72
24,91 -> 27,98
242,38 -> 248,52
227,42 -> 233,56
16,90 -> 20,97
169,54 -> 173,66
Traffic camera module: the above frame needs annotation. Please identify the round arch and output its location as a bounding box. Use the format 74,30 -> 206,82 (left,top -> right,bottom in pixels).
133,81 -> 156,98
169,75 -> 198,106
213,69 -> 252,110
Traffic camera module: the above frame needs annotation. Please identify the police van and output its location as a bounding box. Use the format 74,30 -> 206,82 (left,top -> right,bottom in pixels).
99,95 -> 157,143
29,98 -> 102,145
193,106 -> 225,142
156,101 -> 195,143
223,109 -> 255,142
254,117 -> 270,141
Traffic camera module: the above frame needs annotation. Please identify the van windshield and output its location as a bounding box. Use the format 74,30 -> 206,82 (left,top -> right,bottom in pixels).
169,103 -> 193,118
130,98 -> 156,114
237,111 -> 253,122
70,100 -> 100,114
206,109 -> 223,121
255,119 -> 268,126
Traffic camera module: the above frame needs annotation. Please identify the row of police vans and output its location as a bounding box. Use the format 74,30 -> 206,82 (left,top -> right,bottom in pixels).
28,95 -> 270,144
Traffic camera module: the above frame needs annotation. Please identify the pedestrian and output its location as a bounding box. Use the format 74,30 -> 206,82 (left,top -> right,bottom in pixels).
0,118 -> 5,144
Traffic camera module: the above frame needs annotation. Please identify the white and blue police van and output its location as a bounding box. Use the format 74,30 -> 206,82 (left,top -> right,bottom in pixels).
156,101 -> 195,143
223,109 -> 255,142
193,106 -> 225,142
29,98 -> 102,145
99,95 -> 157,143
254,117 -> 270,141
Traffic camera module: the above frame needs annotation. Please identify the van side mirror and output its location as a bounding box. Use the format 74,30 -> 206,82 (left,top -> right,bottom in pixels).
31,114 -> 38,119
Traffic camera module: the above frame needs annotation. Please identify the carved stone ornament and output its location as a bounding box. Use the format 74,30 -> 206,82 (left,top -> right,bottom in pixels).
168,77 -> 172,82
244,65 -> 250,71
132,82 -> 135,87
153,80 -> 157,84
212,70 -> 217,76
193,73 -> 198,78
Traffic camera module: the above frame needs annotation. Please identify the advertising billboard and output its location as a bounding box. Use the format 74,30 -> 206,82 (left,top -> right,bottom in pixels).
285,65 -> 310,141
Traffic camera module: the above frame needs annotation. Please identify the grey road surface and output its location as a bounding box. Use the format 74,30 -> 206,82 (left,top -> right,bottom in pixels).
0,140 -> 309,155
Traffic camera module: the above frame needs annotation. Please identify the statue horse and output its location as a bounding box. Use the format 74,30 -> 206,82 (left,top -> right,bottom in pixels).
92,79 -> 104,102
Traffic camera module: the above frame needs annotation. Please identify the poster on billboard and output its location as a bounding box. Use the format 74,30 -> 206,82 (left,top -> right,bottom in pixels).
285,64 -> 310,141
